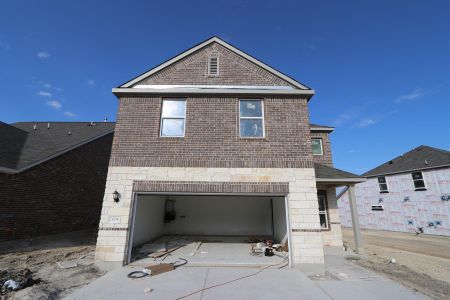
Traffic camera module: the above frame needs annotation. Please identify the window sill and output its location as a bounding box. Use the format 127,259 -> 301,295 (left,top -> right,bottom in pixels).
313,153 -> 324,156
415,188 -> 427,191
239,137 -> 268,141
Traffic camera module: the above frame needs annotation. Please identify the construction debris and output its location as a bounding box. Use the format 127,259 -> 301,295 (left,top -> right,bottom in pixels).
0,269 -> 40,296
143,263 -> 175,276
139,243 -> 166,254
190,242 -> 202,256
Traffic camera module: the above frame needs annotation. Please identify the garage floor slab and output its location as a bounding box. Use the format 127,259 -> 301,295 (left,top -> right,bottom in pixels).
131,236 -> 288,267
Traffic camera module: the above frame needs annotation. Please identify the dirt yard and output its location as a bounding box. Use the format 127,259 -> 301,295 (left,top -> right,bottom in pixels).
342,228 -> 450,300
0,230 -> 104,299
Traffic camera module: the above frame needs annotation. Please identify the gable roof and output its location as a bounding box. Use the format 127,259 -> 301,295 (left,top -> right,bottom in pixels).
363,145 -> 450,177
0,122 -> 114,173
116,36 -> 313,96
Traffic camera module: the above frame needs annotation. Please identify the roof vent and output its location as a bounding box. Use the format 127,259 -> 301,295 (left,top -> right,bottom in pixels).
208,55 -> 219,76
388,160 -> 393,164
89,121 -> 96,126
47,123 -> 50,129
425,160 -> 428,165
33,124 -> 36,131
104,117 -> 108,122
68,131 -> 71,135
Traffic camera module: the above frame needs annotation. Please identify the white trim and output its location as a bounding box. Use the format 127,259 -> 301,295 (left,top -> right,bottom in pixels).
133,84 -> 296,90
126,192 -> 138,265
112,87 -> 314,96
377,176 -> 389,193
159,99 -> 186,138
239,99 -> 265,139
315,178 -> 366,183
207,54 -> 219,76
311,138 -> 323,156
310,126 -> 334,132
120,37 -> 311,90
0,130 -> 114,174
412,171 -> 427,190
284,196 -> 294,268
318,194 -> 329,230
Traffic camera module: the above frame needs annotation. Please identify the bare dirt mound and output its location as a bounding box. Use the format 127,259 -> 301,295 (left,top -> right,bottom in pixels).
0,230 -> 104,300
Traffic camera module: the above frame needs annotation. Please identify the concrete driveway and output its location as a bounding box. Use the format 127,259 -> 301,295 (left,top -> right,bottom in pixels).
65,251 -> 428,300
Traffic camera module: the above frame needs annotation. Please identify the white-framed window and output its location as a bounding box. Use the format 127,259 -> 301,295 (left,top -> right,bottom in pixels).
239,99 -> 265,138
208,55 -> 219,76
311,138 -> 323,155
412,171 -> 426,190
160,99 -> 186,137
378,176 -> 389,193
318,194 -> 329,230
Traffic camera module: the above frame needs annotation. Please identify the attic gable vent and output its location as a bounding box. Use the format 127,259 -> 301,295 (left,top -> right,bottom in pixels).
208,55 -> 219,76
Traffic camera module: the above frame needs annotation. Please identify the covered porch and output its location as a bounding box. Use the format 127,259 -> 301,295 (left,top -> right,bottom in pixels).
314,163 -> 366,254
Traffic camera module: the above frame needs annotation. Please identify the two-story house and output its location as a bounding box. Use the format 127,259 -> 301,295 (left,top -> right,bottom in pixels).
338,145 -> 450,236
95,37 -> 364,274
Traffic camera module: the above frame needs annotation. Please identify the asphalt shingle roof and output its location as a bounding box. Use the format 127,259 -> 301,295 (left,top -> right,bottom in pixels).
0,122 -> 115,172
363,145 -> 450,177
314,163 -> 363,180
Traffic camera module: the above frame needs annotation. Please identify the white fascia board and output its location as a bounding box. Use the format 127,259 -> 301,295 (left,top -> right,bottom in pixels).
121,37 -> 311,90
134,84 -> 296,90
315,178 -> 366,183
112,87 -> 314,96
310,126 -> 334,132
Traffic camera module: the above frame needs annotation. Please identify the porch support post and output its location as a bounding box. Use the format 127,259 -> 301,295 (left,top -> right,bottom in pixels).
348,184 -> 364,254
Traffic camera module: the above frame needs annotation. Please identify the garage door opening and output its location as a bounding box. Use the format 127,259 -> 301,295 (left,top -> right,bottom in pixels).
126,194 -> 291,267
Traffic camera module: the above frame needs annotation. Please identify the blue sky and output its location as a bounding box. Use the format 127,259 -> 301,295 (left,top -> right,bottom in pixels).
1,1 -> 449,174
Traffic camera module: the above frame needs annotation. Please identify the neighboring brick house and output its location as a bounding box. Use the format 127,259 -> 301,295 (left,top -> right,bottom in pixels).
338,145 -> 450,236
0,121 -> 114,241
95,37 -> 364,274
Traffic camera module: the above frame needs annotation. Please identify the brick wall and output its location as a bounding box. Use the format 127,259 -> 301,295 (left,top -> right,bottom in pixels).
0,134 -> 113,241
311,131 -> 333,167
135,42 -> 293,87
110,96 -> 314,168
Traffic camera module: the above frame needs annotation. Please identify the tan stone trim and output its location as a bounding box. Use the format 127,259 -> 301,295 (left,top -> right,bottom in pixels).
99,227 -> 128,231
133,180 -> 289,194
330,222 -> 341,225
110,158 -> 314,168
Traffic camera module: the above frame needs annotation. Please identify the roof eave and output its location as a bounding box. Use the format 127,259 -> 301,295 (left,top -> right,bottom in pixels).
364,163 -> 450,178
310,126 -> 334,133
112,87 -> 315,98
316,177 -> 366,184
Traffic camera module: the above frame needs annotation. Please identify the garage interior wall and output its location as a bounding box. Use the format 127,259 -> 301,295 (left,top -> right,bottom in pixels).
272,197 -> 287,243
132,195 -> 165,247
131,195 -> 286,247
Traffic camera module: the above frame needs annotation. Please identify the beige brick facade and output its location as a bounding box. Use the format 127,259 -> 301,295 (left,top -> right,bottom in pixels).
95,166 -> 326,268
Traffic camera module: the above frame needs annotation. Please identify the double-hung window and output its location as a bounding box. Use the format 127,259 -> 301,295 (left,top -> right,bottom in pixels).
311,138 -> 323,155
378,176 -> 388,193
318,194 -> 329,230
412,171 -> 426,190
239,99 -> 264,138
160,99 -> 186,137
